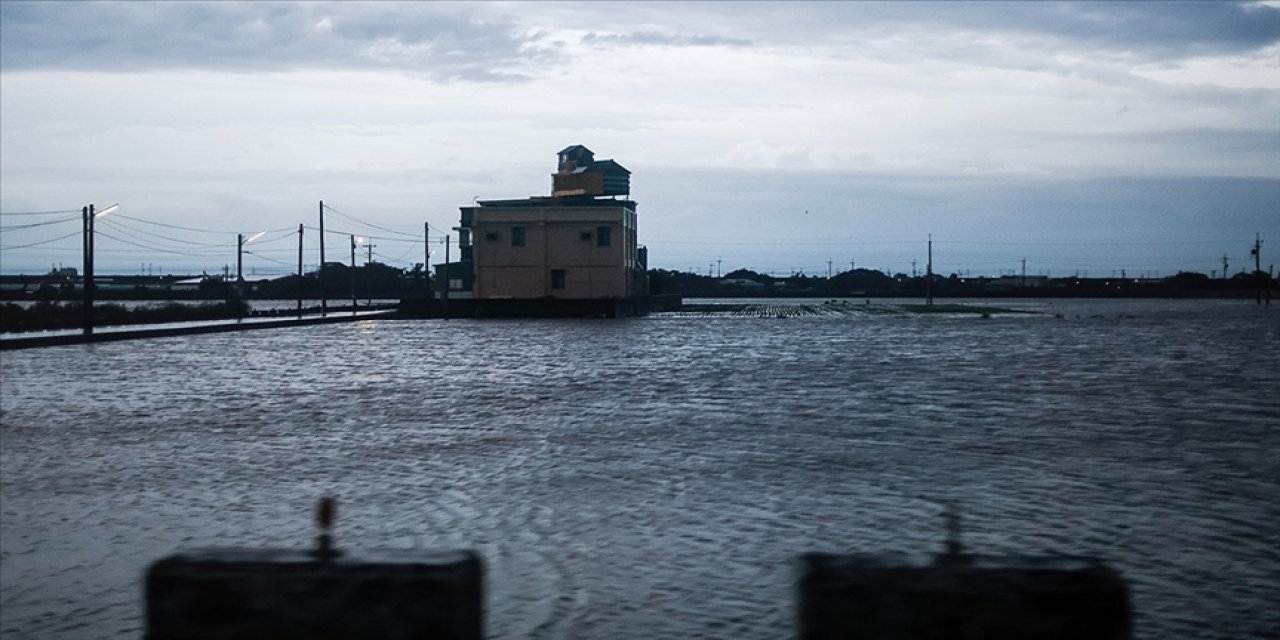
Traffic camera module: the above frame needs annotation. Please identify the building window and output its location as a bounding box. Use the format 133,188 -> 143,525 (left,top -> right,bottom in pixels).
551,269 -> 566,290
512,226 -> 526,247
484,231 -> 499,242
596,225 -> 611,247
580,231 -> 593,241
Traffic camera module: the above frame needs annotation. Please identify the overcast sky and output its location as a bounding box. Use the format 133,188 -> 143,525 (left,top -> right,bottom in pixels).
2,1 -> 1277,277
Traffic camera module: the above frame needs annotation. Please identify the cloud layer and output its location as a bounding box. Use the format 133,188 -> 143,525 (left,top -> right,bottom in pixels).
2,2 -> 1277,275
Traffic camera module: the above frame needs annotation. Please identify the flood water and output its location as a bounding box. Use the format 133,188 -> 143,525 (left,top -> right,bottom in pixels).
1,298 -> 1277,639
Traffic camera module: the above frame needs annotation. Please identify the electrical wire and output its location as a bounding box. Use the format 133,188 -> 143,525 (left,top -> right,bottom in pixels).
94,230 -> 228,257
242,250 -> 296,268
97,217 -> 228,248
385,237 -> 427,264
321,204 -> 420,239
244,228 -> 300,246
0,209 -> 80,217
0,230 -> 83,251
110,213 -> 230,234
0,216 -> 80,231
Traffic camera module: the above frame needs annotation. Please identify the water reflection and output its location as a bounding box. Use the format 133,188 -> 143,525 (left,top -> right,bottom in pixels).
1,299 -> 1277,638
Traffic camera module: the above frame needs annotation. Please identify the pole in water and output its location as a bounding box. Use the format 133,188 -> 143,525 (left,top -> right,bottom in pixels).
1253,233 -> 1264,305
297,223 -> 304,315
310,497 -> 340,560
365,242 -> 375,305
442,235 -> 451,320
82,205 -> 93,335
926,233 -> 934,307
319,200 -> 327,315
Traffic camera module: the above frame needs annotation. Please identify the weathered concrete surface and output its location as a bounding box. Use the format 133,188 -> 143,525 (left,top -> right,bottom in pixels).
146,548 -> 482,640
0,310 -> 395,350
796,553 -> 1131,640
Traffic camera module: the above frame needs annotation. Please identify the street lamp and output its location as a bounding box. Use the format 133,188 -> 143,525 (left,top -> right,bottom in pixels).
81,203 -> 119,335
238,230 -> 267,282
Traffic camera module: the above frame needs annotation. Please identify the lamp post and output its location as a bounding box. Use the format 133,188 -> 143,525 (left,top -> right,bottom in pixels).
237,231 -> 267,282
81,203 -> 119,335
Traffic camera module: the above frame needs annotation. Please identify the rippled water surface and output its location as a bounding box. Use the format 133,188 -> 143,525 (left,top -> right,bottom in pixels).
2,299 -> 1278,639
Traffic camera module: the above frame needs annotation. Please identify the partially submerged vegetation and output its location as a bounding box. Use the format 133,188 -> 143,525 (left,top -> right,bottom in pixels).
668,301 -> 1032,317
898,303 -> 1035,314
1,300 -> 251,333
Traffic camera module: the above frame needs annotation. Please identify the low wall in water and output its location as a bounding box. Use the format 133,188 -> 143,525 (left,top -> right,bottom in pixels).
145,548 -> 1130,639
397,294 -> 682,319
147,548 -> 483,640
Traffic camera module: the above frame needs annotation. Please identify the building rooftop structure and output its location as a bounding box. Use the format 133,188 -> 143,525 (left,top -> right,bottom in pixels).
434,146 -> 647,316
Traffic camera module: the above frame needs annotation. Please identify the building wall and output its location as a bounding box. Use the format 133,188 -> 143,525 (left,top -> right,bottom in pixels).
469,204 -> 638,300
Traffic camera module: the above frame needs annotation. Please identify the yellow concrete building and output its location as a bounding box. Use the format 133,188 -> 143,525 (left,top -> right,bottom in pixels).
451,146 -> 647,303
467,201 -> 641,299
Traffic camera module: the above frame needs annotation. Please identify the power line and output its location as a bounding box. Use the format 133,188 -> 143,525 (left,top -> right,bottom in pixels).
0,209 -> 80,217
110,213 -> 230,234
94,230 -> 227,257
0,230 -> 83,251
321,203 -> 419,239
97,217 -> 227,248
242,250 -> 295,268
0,216 -> 80,231
384,236 -> 426,264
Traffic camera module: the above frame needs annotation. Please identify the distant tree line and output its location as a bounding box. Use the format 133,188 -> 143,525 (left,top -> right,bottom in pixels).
3,263 -> 1274,304
649,267 -> 1278,299
1,262 -> 433,302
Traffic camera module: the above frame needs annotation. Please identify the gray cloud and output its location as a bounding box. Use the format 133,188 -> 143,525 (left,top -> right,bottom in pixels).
0,1 -> 552,81
7,2 -> 1276,81
580,31 -> 752,48
628,1 -> 1280,60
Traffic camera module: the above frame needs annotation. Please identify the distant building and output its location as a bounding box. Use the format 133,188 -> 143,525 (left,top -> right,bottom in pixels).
984,275 -> 1049,291
438,146 -> 647,303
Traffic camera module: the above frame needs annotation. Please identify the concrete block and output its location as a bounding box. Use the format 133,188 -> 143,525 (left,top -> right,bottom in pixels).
796,553 -> 1131,640
146,548 -> 482,640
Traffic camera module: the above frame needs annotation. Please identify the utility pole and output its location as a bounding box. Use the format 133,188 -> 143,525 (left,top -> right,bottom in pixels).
1222,253 -> 1229,280
365,241 -> 375,305
350,235 -> 357,313
297,223 -> 304,315
80,203 -> 118,335
319,200 -> 327,315
442,235 -> 450,320
828,258 -> 833,279
717,257 -> 722,278
926,234 -> 934,307
1021,257 -> 1027,286
237,233 -> 245,282
1252,233 -> 1265,305
81,204 -> 94,336
912,259 -> 917,278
